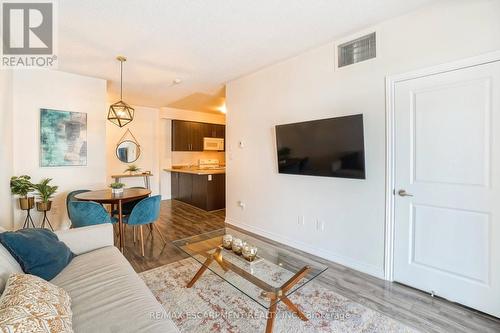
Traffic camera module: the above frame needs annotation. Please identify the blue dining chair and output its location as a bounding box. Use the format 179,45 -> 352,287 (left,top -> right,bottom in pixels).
66,189 -> 90,220
123,195 -> 166,256
68,201 -> 116,228
111,187 -> 146,217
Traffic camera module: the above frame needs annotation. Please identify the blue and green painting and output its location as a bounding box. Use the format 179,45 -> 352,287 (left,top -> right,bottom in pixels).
40,109 -> 87,167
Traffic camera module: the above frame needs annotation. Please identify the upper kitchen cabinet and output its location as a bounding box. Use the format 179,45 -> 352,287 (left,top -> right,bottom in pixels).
172,120 -> 192,151
204,123 -> 225,139
172,120 -> 225,151
190,121 -> 205,151
204,123 -> 217,138
215,124 -> 225,139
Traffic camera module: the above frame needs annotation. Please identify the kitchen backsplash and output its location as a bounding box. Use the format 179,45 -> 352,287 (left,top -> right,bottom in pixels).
171,151 -> 225,166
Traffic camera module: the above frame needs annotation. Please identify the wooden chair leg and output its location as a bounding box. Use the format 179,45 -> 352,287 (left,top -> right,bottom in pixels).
133,226 -> 136,244
139,225 -> 145,257
146,223 -> 153,237
152,223 -> 167,245
113,224 -> 120,240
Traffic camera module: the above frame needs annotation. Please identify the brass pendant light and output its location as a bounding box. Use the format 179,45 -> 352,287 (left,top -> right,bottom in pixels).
108,56 -> 134,127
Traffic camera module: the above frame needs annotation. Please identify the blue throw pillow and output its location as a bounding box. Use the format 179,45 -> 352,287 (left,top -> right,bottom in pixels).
0,229 -> 75,281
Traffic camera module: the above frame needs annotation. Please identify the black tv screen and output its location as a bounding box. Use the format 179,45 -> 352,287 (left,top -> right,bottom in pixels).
275,114 -> 365,179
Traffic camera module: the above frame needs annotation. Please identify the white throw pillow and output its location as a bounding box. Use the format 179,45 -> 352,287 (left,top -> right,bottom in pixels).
0,242 -> 23,293
0,273 -> 73,333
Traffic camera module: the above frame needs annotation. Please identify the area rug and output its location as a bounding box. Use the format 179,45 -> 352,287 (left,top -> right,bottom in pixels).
139,258 -> 419,333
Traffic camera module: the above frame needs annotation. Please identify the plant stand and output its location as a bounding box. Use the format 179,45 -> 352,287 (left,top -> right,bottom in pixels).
39,210 -> 54,231
22,208 -> 36,229
36,201 -> 54,231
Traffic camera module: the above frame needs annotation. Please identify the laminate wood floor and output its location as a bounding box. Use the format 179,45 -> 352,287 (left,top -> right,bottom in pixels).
121,199 -> 225,272
121,199 -> 500,333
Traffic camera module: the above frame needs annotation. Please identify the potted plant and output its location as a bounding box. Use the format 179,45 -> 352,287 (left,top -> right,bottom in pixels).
10,175 -> 35,210
124,164 -> 140,175
110,182 -> 125,194
33,178 -> 58,212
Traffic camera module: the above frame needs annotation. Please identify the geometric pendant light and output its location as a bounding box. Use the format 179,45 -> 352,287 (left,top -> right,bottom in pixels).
107,56 -> 135,127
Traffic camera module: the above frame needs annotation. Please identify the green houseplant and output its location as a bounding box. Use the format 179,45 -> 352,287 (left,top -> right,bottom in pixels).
10,175 -> 35,210
124,164 -> 140,175
110,182 -> 125,194
33,178 -> 58,212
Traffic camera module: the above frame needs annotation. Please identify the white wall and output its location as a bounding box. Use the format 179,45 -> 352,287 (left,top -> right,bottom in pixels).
106,106 -> 160,194
159,119 -> 172,199
0,70 -> 13,229
11,70 -> 107,230
225,0 -> 500,278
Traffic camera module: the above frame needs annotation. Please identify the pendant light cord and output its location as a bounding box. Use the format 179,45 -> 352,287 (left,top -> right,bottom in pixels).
120,59 -> 123,100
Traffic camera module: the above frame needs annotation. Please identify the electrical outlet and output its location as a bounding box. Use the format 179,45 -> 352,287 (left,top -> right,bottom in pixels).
316,219 -> 325,231
298,215 -> 305,226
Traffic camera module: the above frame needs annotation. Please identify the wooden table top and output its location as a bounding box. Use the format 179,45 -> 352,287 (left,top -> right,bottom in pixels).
74,188 -> 151,203
111,173 -> 153,178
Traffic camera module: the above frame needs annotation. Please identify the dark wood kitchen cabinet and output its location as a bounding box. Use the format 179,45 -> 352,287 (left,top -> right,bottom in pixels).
190,121 -> 205,151
178,173 -> 193,203
191,175 -> 207,208
203,123 -> 225,139
171,120 -> 193,151
215,124 -> 225,139
171,171 -> 225,211
203,123 -> 216,138
171,171 -> 179,199
172,120 -> 203,151
172,120 -> 225,151
205,173 -> 225,210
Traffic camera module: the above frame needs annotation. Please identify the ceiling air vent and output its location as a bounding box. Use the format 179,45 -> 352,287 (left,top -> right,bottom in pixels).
337,32 -> 376,68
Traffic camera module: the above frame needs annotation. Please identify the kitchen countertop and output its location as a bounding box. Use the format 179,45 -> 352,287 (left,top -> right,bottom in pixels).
164,167 -> 225,175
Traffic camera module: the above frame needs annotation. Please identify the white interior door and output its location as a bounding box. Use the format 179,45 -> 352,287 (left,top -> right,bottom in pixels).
393,60 -> 500,317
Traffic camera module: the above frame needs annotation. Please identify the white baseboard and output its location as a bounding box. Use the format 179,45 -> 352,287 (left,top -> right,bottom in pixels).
225,218 -> 385,279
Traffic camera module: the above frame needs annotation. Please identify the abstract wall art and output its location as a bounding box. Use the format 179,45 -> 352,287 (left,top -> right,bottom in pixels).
40,109 -> 87,167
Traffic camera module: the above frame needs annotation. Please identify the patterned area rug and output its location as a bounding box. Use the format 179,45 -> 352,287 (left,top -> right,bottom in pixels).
139,258 -> 418,333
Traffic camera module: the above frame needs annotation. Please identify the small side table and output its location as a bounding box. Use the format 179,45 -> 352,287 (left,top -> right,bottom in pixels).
111,173 -> 153,189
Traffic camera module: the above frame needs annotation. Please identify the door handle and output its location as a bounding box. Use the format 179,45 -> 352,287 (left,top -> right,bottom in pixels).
398,189 -> 413,197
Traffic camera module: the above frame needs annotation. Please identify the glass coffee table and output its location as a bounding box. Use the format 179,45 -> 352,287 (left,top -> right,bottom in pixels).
173,228 -> 328,333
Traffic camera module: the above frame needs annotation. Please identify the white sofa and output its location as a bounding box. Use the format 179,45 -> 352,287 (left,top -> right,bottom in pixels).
0,224 -> 179,333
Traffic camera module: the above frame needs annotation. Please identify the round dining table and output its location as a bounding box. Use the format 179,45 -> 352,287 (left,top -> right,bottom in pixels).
74,188 -> 151,252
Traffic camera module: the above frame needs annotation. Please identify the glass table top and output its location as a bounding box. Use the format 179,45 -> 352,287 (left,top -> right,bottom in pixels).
172,228 -> 328,309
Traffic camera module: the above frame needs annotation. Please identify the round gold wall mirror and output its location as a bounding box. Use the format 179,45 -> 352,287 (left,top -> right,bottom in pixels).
116,140 -> 141,163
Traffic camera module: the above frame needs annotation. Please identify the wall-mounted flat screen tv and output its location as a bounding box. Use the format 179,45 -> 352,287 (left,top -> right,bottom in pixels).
275,114 -> 365,179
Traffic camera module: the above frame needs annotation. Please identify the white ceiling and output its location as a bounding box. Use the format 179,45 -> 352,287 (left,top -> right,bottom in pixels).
58,0 -> 437,107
